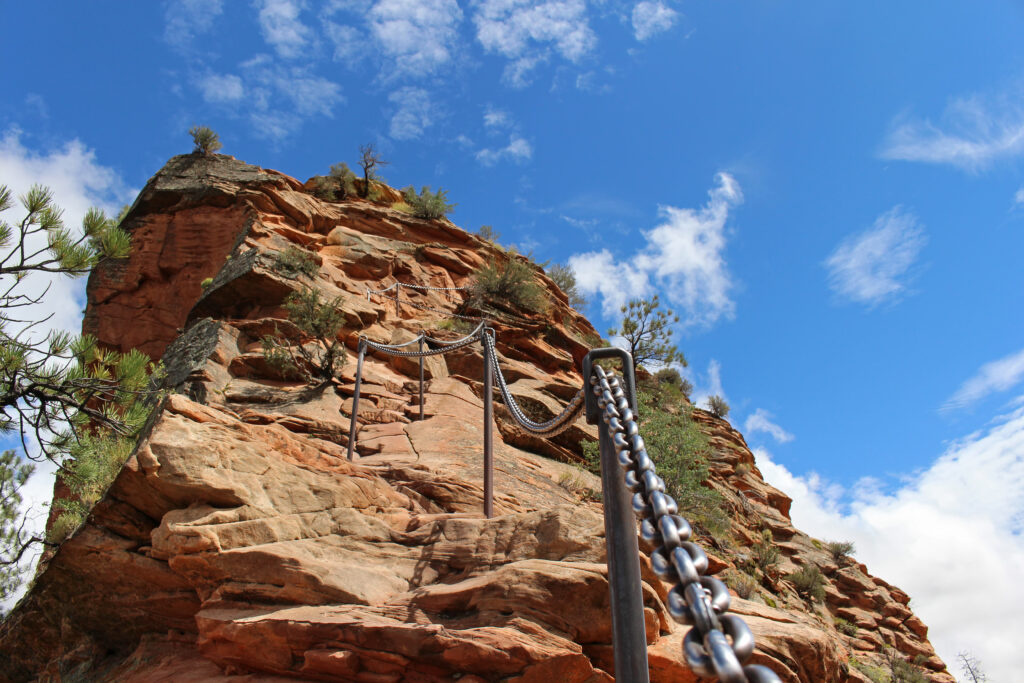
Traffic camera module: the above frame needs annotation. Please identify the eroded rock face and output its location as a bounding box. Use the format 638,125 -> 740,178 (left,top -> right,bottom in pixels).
0,154 -> 952,682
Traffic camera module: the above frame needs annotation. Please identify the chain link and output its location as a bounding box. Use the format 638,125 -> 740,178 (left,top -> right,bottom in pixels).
360,322 -> 485,358
591,365 -> 782,683
482,331 -> 584,436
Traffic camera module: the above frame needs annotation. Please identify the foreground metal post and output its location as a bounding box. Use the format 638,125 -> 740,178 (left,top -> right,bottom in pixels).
418,337 -> 425,421
482,329 -> 494,518
583,348 -> 648,683
346,340 -> 367,461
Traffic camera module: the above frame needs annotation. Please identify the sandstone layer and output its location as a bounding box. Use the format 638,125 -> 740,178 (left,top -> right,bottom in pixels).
0,155 -> 953,682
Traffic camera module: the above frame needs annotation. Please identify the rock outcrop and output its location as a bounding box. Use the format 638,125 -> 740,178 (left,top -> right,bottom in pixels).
0,154 -> 953,682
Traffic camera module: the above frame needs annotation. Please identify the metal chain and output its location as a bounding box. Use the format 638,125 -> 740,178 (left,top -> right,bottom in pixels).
371,291 -> 485,321
592,365 -> 782,683
361,329 -> 483,358
482,331 -> 584,436
365,281 -> 470,298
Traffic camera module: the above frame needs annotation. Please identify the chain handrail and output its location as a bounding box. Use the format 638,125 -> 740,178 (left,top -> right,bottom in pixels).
590,363 -> 782,683
481,330 -> 584,437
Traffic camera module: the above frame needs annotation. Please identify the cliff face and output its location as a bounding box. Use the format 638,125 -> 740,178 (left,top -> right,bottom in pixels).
0,155 -> 953,682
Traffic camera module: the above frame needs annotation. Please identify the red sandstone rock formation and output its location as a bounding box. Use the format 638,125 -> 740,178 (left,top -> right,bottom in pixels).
0,154 -> 953,682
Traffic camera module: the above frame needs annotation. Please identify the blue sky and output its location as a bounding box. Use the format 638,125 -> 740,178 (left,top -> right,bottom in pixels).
3,1 -> 1024,678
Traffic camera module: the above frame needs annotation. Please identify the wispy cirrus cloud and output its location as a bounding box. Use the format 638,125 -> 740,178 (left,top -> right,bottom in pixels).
164,0 -> 224,49
631,1 -> 678,41
880,89 -> 1024,171
388,87 -> 436,140
256,0 -> 314,59
472,0 -> 596,87
755,398 -> 1024,683
570,173 -> 742,327
476,135 -> 532,165
942,347 -> 1024,413
197,72 -> 245,104
744,409 -> 794,443
1014,186 -> 1024,206
824,207 -> 927,307
367,0 -> 464,78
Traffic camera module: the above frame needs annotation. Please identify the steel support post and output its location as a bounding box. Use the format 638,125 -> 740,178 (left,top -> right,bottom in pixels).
482,331 -> 494,519
583,348 -> 648,683
418,337 -> 425,421
346,341 -> 366,461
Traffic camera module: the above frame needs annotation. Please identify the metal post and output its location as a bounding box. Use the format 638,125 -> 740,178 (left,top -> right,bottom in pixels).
395,285 -> 401,316
346,341 -> 366,461
482,331 -> 494,519
583,347 -> 649,683
418,337 -> 425,421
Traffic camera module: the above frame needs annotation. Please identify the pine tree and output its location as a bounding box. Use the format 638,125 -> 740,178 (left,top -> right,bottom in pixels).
607,295 -> 686,373
0,183 -> 162,609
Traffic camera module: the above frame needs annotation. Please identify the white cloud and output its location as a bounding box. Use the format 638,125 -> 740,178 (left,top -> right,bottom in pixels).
368,0 -> 463,78
197,73 -> 245,104
943,347 -> 1024,412
256,0 -> 313,59
744,409 -> 794,443
164,0 -> 224,48
1014,186 -> 1024,206
0,128 -> 134,334
880,92 -> 1024,171
631,1 -> 678,41
824,207 -> 927,307
388,87 -> 435,140
570,173 -> 742,326
685,358 -> 725,411
473,0 -> 596,86
240,59 -> 344,137
483,106 -> 511,130
755,398 -> 1024,683
476,135 -> 532,165
323,20 -> 365,62
0,132 -> 135,612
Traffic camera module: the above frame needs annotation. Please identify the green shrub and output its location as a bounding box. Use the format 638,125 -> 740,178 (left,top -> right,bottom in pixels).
401,185 -> 455,219
729,571 -> 759,600
470,253 -> 548,314
546,263 -> 587,310
636,388 -> 730,537
189,125 -> 222,155
262,287 -> 345,382
706,394 -> 730,418
834,617 -> 858,636
851,658 -> 888,683
882,647 -> 929,683
273,246 -> 319,279
826,540 -> 856,563
329,162 -> 357,198
788,564 -> 827,602
200,277 -> 214,290
752,530 -> 780,572
477,225 -> 501,243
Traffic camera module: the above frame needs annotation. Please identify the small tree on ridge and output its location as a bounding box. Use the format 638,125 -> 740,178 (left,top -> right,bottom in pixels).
607,294 -> 686,373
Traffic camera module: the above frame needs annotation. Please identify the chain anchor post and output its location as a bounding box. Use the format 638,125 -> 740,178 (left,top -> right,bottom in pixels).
346,339 -> 367,461
583,347 -> 649,683
482,328 -> 494,519
418,336 -> 425,421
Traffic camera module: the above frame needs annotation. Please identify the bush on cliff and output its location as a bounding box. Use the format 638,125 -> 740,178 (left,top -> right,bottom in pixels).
470,252 -> 548,314
787,564 -> 826,602
706,394 -> 730,418
545,263 -> 587,310
401,185 -> 456,219
273,246 -> 320,279
262,287 -> 345,382
189,125 -> 222,155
